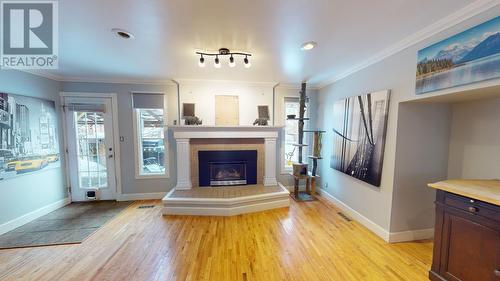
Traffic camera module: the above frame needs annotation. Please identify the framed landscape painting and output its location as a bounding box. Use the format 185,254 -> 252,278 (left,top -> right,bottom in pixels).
330,90 -> 390,187
416,16 -> 500,95
0,93 -> 60,181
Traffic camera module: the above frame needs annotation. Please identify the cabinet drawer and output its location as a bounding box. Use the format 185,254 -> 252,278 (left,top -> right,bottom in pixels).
444,192 -> 500,222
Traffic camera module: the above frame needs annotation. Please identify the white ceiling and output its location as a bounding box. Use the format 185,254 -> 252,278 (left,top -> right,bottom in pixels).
48,0 -> 476,85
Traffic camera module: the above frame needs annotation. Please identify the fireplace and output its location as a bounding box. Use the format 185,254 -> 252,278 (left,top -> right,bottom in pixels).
210,162 -> 247,186
199,150 -> 257,187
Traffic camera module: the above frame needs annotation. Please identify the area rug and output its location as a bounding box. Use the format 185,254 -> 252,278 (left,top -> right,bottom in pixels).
0,201 -> 132,249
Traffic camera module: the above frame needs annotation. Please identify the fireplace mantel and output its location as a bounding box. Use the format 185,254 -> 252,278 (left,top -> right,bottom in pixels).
168,125 -> 283,139
169,125 -> 283,190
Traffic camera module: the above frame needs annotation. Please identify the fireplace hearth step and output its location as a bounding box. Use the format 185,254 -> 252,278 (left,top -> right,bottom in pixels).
162,183 -> 290,216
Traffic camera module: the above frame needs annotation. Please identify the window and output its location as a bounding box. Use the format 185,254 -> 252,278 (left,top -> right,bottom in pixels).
132,93 -> 168,178
283,97 -> 308,171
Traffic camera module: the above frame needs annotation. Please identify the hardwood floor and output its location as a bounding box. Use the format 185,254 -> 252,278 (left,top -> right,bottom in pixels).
0,196 -> 433,281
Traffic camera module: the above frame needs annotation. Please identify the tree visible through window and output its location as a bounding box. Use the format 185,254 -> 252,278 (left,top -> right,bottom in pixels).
136,109 -> 166,176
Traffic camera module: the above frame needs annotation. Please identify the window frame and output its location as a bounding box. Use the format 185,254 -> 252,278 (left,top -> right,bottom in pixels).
132,93 -> 169,180
280,96 -> 310,174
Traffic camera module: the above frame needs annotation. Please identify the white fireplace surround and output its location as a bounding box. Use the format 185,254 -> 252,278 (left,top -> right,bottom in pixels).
169,126 -> 282,189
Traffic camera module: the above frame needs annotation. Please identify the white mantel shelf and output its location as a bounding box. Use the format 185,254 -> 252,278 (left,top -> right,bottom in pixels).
169,125 -> 282,190
168,125 -> 283,129
168,125 -> 283,139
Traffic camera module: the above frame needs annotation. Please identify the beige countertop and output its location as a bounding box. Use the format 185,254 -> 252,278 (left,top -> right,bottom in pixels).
428,179 -> 500,206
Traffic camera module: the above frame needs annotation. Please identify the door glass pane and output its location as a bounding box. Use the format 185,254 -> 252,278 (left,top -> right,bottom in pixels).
74,112 -> 107,189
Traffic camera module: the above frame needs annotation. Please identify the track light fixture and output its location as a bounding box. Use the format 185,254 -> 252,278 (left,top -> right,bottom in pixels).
244,55 -> 251,68
214,55 -> 221,68
198,55 -> 205,67
229,55 -> 236,68
196,48 -> 252,69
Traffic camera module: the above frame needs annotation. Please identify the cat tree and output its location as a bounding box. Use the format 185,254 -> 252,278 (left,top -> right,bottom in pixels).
288,82 -> 325,201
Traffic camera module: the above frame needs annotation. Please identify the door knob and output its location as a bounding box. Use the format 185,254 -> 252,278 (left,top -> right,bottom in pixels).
494,269 -> 500,277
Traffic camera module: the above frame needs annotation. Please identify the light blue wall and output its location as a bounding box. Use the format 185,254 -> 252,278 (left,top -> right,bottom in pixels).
60,82 -> 317,194
0,70 -> 66,225
61,82 -> 178,195
315,9 -> 500,233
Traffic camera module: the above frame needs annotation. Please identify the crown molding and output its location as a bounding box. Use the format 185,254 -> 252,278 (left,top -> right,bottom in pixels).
316,0 -> 500,89
174,78 -> 279,87
14,69 -> 323,89
173,79 -> 321,90
58,76 -> 177,86
18,69 -> 64,81
276,82 -> 321,91
14,69 -> 178,85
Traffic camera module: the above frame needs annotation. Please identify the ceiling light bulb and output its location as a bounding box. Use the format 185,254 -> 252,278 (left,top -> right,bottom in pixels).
301,41 -> 317,51
111,28 -> 134,39
244,56 -> 251,68
229,55 -> 236,67
214,56 -> 221,68
198,56 -> 205,67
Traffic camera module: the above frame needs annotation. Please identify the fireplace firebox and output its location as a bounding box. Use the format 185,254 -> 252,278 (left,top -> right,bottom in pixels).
199,150 -> 257,187
210,162 -> 247,186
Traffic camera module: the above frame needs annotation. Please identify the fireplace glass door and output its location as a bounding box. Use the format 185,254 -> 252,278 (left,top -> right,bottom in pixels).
209,162 -> 247,186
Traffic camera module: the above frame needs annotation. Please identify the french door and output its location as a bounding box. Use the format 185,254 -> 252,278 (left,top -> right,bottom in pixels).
64,97 -> 117,201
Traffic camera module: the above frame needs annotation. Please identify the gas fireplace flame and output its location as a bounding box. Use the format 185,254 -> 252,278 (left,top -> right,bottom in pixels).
215,168 -> 241,180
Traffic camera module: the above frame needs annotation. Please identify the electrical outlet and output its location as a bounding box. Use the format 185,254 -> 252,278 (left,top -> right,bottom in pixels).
323,182 -> 328,189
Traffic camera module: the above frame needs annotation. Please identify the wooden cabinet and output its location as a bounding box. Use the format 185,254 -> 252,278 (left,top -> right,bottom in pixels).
430,190 -> 500,281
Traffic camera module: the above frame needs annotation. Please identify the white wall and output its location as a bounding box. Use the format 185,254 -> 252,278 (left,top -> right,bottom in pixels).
315,8 -> 500,235
0,70 -> 67,226
178,80 -> 274,126
448,97 -> 500,179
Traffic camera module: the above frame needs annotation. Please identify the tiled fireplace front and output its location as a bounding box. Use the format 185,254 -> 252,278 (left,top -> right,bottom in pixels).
169,126 -> 280,190
199,150 -> 258,186
191,139 -> 264,187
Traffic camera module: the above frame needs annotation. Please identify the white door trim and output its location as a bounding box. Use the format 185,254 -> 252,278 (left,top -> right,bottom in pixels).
60,92 -> 122,199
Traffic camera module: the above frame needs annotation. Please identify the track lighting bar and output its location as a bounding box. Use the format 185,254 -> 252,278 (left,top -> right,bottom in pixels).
196,48 -> 252,68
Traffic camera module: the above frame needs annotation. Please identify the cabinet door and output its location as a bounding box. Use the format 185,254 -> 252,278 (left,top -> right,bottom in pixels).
440,212 -> 500,281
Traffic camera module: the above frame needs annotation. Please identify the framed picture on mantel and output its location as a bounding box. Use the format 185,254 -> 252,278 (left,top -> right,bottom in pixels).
415,16 -> 500,95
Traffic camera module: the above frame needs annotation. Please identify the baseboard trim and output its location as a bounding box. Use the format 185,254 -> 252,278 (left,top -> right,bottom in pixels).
388,228 -> 434,243
318,189 -> 434,243
117,192 -> 167,201
317,189 -> 391,242
0,197 -> 71,236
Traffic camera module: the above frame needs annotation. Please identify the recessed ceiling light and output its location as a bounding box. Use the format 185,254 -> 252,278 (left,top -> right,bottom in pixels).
301,41 -> 317,51
111,28 -> 134,39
